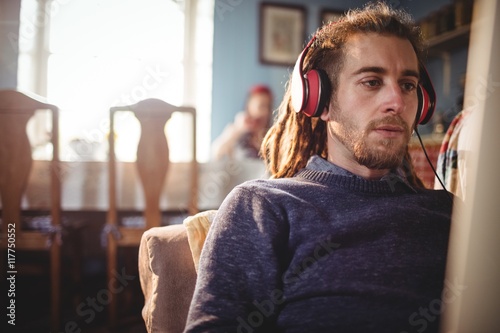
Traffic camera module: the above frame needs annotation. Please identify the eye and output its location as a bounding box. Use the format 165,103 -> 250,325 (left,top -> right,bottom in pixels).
362,79 -> 381,88
402,82 -> 417,92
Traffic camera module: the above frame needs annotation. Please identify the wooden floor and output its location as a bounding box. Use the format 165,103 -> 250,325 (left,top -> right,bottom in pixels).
2,242 -> 147,332
0,211 -> 150,333
1,211 -> 190,332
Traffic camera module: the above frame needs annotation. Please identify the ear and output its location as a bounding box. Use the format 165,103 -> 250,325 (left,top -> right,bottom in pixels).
319,106 -> 330,121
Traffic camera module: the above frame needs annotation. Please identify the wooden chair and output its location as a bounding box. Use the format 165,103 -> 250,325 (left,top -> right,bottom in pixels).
105,98 -> 198,328
0,89 -> 61,331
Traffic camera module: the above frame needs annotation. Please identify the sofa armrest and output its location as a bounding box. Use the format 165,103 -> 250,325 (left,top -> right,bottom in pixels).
139,224 -> 197,333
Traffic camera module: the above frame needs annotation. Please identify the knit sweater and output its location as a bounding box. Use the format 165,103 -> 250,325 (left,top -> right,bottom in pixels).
185,157 -> 453,333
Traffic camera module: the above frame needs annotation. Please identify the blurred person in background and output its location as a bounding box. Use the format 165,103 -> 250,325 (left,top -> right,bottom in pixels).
212,85 -> 273,160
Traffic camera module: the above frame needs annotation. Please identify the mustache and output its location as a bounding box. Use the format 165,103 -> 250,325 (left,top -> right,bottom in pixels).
365,116 -> 410,133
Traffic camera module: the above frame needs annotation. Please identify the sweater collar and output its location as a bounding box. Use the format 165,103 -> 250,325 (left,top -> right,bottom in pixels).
302,155 -> 417,193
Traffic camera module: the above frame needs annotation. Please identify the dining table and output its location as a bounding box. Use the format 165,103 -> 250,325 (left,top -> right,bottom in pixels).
12,158 -> 268,213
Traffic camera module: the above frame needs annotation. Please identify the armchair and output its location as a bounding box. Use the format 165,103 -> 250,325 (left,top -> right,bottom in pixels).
139,210 -> 216,333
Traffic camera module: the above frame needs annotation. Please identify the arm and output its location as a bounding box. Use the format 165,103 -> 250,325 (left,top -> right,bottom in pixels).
184,185 -> 288,332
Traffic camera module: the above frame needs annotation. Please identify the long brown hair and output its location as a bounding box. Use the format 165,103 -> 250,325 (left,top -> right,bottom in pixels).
260,2 -> 426,186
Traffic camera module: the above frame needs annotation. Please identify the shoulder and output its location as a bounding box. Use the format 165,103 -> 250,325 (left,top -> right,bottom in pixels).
414,187 -> 455,213
416,187 -> 454,200
232,176 -> 323,199
216,177 -> 318,219
216,176 -> 328,224
209,178 -> 298,241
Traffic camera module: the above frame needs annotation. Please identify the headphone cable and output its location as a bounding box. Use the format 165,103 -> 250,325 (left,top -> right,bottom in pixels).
414,128 -> 454,203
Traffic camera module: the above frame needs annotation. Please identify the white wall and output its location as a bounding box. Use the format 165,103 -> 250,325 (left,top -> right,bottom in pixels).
441,0 -> 500,331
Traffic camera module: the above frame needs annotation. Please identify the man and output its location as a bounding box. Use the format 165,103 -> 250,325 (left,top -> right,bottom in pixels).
185,3 -> 452,333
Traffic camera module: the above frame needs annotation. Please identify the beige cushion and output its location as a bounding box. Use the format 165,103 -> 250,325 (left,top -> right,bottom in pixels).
183,210 -> 217,272
138,211 -> 216,332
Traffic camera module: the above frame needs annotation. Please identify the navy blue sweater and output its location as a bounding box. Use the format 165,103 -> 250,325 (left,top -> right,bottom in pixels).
185,160 -> 452,333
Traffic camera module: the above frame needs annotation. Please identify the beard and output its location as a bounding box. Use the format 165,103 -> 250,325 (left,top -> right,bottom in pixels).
329,111 -> 412,170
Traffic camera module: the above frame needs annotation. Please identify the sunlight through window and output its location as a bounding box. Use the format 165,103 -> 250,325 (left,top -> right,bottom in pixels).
17,0 -> 213,162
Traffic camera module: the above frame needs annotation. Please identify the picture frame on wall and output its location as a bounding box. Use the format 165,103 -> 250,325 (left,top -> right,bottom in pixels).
320,8 -> 344,26
259,3 -> 306,66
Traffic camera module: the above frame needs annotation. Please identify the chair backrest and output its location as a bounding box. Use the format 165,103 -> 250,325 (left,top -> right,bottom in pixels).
0,89 -> 60,247
108,98 -> 198,230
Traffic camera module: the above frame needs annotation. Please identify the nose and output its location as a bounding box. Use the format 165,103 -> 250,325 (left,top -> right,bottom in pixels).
383,82 -> 405,114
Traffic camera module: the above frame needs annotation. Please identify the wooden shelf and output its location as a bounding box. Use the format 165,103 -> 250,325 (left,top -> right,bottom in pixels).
427,24 -> 471,57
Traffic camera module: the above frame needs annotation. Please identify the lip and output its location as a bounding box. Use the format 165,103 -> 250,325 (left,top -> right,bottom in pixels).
374,125 -> 404,132
372,125 -> 405,138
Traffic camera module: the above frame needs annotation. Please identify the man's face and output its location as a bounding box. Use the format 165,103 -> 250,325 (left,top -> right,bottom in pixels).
326,33 -> 419,171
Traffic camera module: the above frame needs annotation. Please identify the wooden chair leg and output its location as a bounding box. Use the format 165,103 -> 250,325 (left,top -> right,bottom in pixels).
108,236 -> 118,329
50,242 -> 61,332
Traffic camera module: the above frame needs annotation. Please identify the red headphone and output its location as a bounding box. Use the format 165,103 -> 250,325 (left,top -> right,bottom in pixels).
291,31 -> 436,125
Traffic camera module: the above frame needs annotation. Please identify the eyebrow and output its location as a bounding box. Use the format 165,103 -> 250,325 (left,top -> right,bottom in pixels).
351,66 -> 420,79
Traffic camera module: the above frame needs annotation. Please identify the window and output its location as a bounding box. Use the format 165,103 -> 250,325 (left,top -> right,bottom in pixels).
17,0 -> 213,162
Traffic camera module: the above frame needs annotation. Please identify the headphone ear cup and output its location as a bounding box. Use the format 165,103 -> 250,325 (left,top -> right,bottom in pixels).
301,69 -> 331,117
416,64 -> 436,125
417,84 -> 429,125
